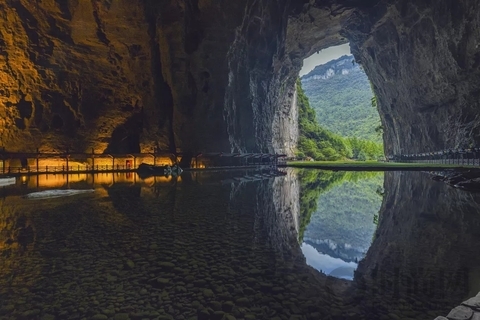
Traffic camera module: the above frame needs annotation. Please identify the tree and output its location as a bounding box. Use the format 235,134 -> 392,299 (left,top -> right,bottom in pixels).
296,79 -> 350,160
296,79 -> 384,161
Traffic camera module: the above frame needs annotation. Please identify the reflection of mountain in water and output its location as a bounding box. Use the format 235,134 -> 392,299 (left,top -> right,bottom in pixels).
0,168 -> 340,319
329,266 -> 356,280
301,242 -> 358,280
5,168 -> 480,318
299,170 -> 384,276
303,238 -> 364,263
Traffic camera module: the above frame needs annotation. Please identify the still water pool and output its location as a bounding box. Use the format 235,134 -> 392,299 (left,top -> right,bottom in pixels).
0,169 -> 479,320
300,171 -> 383,280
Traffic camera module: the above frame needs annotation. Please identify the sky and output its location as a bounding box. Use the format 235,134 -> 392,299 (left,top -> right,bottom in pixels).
299,43 -> 351,77
301,242 -> 357,280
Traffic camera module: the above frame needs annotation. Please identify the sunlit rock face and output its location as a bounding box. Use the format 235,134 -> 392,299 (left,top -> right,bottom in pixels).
0,1 -> 160,153
346,0 -> 480,155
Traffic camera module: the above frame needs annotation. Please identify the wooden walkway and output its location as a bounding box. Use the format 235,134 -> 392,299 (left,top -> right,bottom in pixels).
0,150 -> 287,175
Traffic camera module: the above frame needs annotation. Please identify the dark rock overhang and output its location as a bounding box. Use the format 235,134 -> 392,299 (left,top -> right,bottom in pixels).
1,0 -> 479,157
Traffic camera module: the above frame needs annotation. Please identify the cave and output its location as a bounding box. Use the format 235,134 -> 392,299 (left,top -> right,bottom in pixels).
1,1 -> 480,319
1,0 -> 477,156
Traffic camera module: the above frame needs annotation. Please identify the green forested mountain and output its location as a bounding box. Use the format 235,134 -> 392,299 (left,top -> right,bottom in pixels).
303,172 -> 383,254
298,169 -> 384,262
296,80 -> 383,161
297,169 -> 348,241
298,169 -> 383,244
301,55 -> 382,143
296,79 -> 350,160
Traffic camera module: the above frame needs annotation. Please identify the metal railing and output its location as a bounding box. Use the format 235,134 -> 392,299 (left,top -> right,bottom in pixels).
1,165 -> 135,174
387,148 -> 480,166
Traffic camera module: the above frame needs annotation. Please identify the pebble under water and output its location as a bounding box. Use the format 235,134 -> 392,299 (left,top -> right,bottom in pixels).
1,169 -> 480,320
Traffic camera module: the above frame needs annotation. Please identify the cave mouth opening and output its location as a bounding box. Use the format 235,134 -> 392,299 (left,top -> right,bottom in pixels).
297,43 -> 386,281
296,43 -> 384,162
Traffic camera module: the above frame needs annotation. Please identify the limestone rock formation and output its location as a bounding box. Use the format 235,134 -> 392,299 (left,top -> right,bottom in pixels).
346,0 -> 480,155
0,0 -> 350,154
350,171 -> 480,318
0,1 -> 160,153
1,0 -> 479,155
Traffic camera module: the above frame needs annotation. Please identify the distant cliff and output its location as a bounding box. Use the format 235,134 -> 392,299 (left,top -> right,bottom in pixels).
301,55 -> 382,143
302,55 -> 359,81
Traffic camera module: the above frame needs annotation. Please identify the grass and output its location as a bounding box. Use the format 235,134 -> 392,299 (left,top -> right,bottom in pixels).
285,160 -> 478,171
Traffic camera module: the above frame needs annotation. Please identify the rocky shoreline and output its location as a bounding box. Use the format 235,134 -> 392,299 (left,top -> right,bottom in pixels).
430,169 -> 480,191
435,292 -> 480,320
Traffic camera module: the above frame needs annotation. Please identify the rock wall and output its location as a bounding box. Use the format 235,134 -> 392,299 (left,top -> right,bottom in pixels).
0,0 -> 295,154
0,0 -> 356,155
345,0 -> 480,155
435,292 -> 480,320
349,171 -> 480,318
3,0 -> 479,155
0,0 -> 161,153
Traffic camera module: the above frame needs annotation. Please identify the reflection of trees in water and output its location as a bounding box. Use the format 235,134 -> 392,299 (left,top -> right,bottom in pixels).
0,170 -> 382,319
297,170 -> 480,317
297,170 -> 345,242
297,169 -> 384,242
13,170 -> 479,319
